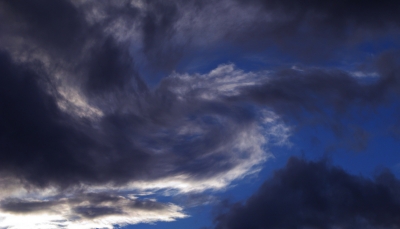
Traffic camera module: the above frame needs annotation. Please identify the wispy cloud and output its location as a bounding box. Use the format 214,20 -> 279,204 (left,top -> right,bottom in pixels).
0,193 -> 186,229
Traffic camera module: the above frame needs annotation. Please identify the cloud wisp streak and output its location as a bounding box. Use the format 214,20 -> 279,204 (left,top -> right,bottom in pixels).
0,192 -> 186,229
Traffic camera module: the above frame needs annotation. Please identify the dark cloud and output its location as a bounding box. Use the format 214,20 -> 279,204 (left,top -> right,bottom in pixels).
0,49 -> 265,190
228,0 -> 400,61
0,51 -> 154,188
0,0 -> 206,189
0,0 -> 84,49
74,206 -> 123,219
0,0 -> 400,227
1,199 -> 60,214
2,0 -> 399,78
0,51 -> 92,187
232,51 -> 400,139
0,0 -> 399,201
213,157 -> 400,229
141,0 -> 182,71
0,43 -> 399,192
238,0 -> 400,28
84,37 -> 136,93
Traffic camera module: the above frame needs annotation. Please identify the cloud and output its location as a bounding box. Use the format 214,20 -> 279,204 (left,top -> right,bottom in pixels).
132,0 -> 400,64
0,48 -> 283,226
0,0 -> 85,49
4,0 -> 398,80
1,0 -> 400,228
0,47 -> 285,189
0,192 -> 186,229
213,157 -> 400,229
2,44 -> 399,225
238,0 -> 400,29
233,51 -> 400,141
216,0 -> 400,60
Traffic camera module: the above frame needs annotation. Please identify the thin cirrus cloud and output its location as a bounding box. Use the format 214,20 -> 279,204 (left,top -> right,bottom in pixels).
1,0 -> 400,228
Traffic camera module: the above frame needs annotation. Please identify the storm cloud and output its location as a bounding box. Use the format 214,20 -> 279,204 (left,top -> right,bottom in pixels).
213,157 -> 400,229
1,0 -> 400,228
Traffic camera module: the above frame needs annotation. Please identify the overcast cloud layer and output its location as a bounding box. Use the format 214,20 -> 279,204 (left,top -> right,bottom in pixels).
1,0 -> 400,228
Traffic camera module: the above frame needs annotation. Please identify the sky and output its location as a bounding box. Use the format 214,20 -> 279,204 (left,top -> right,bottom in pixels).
1,0 -> 400,228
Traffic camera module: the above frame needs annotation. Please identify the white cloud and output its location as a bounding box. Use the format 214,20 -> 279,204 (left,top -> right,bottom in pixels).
168,64 -> 264,100
0,194 -> 187,229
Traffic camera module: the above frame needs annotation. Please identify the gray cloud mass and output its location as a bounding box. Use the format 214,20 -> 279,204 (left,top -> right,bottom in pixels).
0,0 -> 400,228
213,157 -> 400,229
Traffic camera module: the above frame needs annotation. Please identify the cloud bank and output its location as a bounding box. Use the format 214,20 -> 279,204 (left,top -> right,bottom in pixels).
214,157 -> 400,229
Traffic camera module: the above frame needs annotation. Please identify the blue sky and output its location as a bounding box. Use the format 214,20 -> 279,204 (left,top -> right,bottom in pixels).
1,0 -> 400,228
